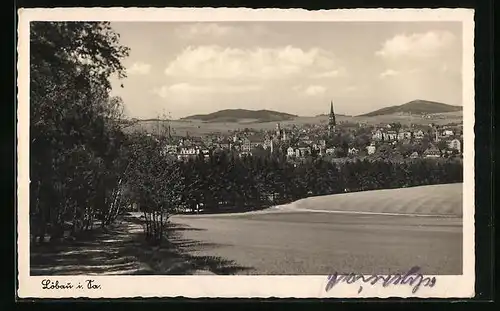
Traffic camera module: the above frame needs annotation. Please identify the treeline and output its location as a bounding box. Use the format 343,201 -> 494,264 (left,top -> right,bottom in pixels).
127,143 -> 463,217
30,22 -> 130,243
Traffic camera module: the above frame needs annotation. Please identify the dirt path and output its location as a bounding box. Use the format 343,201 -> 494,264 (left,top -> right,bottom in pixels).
30,216 -> 153,275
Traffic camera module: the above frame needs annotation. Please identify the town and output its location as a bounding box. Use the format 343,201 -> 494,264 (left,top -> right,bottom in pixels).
148,101 -> 463,163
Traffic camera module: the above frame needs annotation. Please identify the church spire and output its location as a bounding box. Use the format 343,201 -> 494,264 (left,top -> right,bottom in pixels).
328,100 -> 336,136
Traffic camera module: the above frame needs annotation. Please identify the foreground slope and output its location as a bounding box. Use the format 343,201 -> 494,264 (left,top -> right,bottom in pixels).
171,183 -> 463,274
287,183 -> 462,217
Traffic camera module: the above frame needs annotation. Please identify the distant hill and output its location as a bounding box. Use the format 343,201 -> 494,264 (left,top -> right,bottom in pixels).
360,100 -> 462,117
181,109 -> 298,123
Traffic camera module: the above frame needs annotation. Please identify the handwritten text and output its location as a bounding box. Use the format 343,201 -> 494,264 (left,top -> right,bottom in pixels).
325,266 -> 437,294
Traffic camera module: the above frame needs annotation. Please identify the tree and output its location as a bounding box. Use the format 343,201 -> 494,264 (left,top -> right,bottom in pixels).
353,133 -> 371,149
374,143 -> 393,160
390,122 -> 402,134
125,134 -> 181,244
30,22 -> 130,243
437,140 -> 449,152
397,143 -> 415,158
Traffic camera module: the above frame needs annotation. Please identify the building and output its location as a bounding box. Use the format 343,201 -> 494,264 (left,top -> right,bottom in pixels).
448,139 -> 462,152
295,147 -> 311,158
201,149 -> 210,159
328,100 -> 336,136
443,130 -> 454,137
325,147 -> 336,155
242,135 -> 263,152
238,151 -> 252,158
287,147 -> 295,157
177,147 -> 200,161
413,130 -> 425,140
348,147 -> 359,155
366,144 -> 376,155
398,131 -> 412,141
423,145 -> 441,158
161,144 -> 177,156
242,138 -> 252,152
263,137 -> 272,150
383,131 -> 398,141
274,123 -> 288,141
433,128 -> 440,142
410,151 -> 419,159
372,129 -> 383,141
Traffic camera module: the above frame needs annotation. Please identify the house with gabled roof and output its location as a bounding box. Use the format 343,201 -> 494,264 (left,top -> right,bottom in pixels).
423,145 -> 441,158
242,134 -> 264,152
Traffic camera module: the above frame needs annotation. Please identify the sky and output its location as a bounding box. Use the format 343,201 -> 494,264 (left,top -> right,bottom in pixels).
108,21 -> 463,119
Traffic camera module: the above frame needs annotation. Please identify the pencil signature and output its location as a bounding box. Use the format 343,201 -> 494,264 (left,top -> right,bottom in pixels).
325,266 -> 437,294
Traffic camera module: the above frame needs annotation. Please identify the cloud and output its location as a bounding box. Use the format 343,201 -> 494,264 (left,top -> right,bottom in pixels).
127,62 -> 151,75
376,31 -> 456,59
311,68 -> 346,78
379,69 -> 400,79
153,83 -> 261,98
175,23 -> 234,38
305,85 -> 326,96
164,45 -> 339,80
293,85 -> 327,96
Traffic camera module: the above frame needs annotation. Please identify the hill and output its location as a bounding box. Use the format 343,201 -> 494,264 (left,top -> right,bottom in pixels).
360,100 -> 462,117
283,183 -> 462,217
181,109 -> 297,123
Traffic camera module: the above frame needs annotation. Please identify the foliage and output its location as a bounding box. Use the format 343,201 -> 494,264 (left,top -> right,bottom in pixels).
142,149 -> 463,214
437,140 -> 449,151
124,134 -> 182,244
30,22 -> 130,243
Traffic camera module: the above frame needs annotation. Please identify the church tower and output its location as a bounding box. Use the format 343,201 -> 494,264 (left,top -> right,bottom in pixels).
328,100 -> 336,136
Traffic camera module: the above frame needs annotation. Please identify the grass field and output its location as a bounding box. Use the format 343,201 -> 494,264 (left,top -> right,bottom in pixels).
287,183 -> 463,217
170,183 -> 463,274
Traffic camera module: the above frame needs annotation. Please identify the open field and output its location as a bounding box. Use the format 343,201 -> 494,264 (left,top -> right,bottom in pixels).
170,183 -> 463,274
288,183 -> 462,217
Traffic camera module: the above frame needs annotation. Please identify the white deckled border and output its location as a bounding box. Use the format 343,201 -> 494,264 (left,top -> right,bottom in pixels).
17,7 -> 475,299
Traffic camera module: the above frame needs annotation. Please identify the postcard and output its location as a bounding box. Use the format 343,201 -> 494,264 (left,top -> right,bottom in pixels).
17,7 -> 475,298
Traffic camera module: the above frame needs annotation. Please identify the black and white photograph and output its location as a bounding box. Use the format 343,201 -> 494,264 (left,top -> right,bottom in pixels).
17,8 -> 475,298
